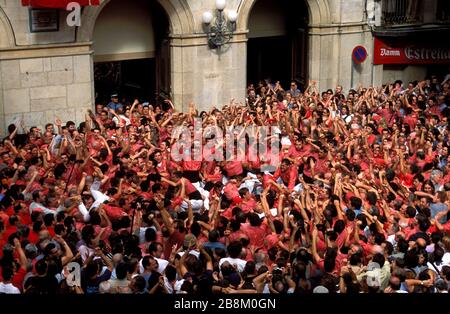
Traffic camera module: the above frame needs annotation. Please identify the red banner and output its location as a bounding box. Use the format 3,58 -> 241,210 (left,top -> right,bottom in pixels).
373,37 -> 450,65
22,0 -> 100,8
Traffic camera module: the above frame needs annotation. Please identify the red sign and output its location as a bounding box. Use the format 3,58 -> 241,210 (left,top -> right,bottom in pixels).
374,37 -> 450,65
22,0 -> 100,8
352,46 -> 368,64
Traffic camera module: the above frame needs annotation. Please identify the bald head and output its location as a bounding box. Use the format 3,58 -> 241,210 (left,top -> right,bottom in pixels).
112,253 -> 123,266
39,230 -> 51,241
416,238 -> 427,248
389,276 -> 401,290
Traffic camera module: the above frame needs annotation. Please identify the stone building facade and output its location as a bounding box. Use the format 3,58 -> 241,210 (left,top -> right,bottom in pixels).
0,0 -> 448,135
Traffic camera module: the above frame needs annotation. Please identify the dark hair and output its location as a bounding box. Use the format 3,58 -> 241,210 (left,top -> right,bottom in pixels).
42,213 -> 55,227
145,228 -> 157,242
248,213 -> 262,227
333,220 -> 345,234
89,211 -> 101,226
372,253 -> 385,268
44,242 -> 56,256
81,224 -> 95,245
389,276 -> 401,290
345,209 -> 356,221
208,229 -> 220,243
148,242 -> 162,256
54,224 -> 66,236
227,241 -> 243,259
384,241 -> 394,256
350,197 -> 362,209
35,259 -> 48,276
406,206 -> 416,218
273,220 -> 284,234
366,192 -> 377,206
1,265 -> 14,282
85,260 -> 100,278
432,245 -> 444,264
165,264 -> 177,282
323,247 -> 337,273
115,262 -> 128,280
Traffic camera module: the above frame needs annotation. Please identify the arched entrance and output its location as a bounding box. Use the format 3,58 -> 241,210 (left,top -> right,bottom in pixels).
240,0 -> 332,91
92,0 -> 169,104
246,0 -> 309,89
0,7 -> 15,49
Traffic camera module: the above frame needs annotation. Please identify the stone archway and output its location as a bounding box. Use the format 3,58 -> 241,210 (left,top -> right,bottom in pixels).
0,7 -> 15,48
77,0 -> 195,42
75,0 -> 195,110
237,0 -> 331,32
238,0 -> 332,90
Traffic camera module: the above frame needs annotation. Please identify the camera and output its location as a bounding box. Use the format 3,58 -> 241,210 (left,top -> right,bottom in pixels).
272,267 -> 283,276
131,196 -> 144,210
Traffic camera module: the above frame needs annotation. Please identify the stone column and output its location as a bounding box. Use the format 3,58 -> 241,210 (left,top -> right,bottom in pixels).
308,22 -> 374,92
170,32 -> 247,113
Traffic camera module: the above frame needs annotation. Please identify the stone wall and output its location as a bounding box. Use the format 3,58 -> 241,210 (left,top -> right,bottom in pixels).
0,52 -> 94,135
382,65 -> 428,85
171,37 -> 247,113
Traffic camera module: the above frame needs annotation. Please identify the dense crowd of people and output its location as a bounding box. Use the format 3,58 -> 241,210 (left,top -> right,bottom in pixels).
1,73 -> 450,294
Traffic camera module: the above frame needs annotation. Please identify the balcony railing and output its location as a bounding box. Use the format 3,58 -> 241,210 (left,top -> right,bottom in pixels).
436,0 -> 450,22
380,0 -> 450,27
381,0 -> 423,25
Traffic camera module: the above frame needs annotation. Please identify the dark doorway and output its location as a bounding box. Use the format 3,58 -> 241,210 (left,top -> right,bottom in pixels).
94,59 -> 156,104
247,36 -> 291,88
247,0 -> 309,90
93,0 -> 170,106
426,64 -> 450,81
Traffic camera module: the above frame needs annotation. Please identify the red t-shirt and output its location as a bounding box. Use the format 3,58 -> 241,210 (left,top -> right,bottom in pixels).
224,161 -> 244,177
183,161 -> 202,172
183,179 -> 198,195
273,165 -> 298,190
240,222 -> 270,248
164,230 -> 185,259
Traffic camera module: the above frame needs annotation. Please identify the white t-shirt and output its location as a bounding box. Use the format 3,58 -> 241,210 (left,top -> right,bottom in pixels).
281,136 -> 292,146
427,261 -> 444,274
219,257 -> 247,273
239,172 -> 262,195
79,245 -> 95,263
442,252 -> 450,266
112,115 -> 131,126
0,282 -> 20,294
139,256 -> 169,275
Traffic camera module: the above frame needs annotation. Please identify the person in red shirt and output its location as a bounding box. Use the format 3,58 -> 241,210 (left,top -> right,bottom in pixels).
238,187 -> 257,213
202,166 -> 223,191
272,158 -> 298,191
240,213 -> 271,249
0,238 -> 28,292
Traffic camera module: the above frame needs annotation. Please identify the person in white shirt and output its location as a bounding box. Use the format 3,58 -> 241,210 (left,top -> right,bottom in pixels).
139,242 -> 168,275
435,279 -> 449,293
218,241 -> 247,273
29,190 -> 62,216
0,268 -> 20,294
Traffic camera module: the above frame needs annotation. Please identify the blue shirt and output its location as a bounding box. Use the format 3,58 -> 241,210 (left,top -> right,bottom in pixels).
430,202 -> 448,224
107,102 -> 123,111
203,242 -> 227,252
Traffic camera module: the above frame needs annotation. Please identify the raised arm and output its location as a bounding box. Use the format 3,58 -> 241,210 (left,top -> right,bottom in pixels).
54,234 -> 74,266
311,225 -> 321,264
13,238 -> 28,270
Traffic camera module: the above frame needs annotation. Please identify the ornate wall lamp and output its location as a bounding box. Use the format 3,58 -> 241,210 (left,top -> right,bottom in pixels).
202,0 -> 238,50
